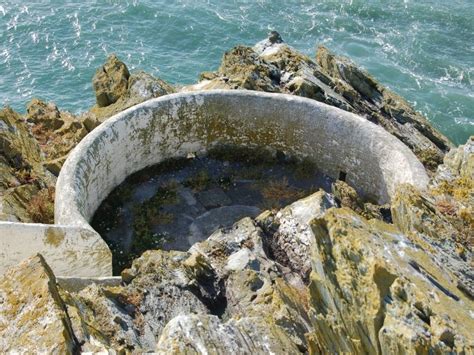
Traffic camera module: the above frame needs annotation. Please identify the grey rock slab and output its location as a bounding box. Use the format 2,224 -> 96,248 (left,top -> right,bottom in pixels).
196,187 -> 232,208
156,314 -> 300,354
188,205 -> 261,245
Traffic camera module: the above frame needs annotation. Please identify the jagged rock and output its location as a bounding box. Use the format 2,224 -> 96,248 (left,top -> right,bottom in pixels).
155,314 -> 300,354
0,107 -> 43,173
431,136 -> 473,208
89,58 -> 175,123
257,190 -> 336,281
0,254 -> 77,353
0,107 -> 55,222
390,136 -> 473,301
185,33 -> 452,171
26,98 -> 89,175
127,71 -> 174,101
331,180 -> 392,221
191,217 -> 312,351
218,45 -> 281,92
62,250 -> 212,352
2,169 -> 474,353
188,205 -> 261,245
391,184 -> 474,299
331,180 -> 361,211
316,45 -> 452,170
92,54 -> 130,107
308,208 -> 474,353
439,136 -> 473,180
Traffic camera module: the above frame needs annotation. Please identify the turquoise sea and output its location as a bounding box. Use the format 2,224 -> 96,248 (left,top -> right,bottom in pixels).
0,1 -> 472,144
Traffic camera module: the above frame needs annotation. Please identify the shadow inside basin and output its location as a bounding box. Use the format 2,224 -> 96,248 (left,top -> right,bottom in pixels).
91,145 -> 335,274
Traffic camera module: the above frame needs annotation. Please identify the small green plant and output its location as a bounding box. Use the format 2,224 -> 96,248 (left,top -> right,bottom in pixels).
27,186 -> 55,224
216,175 -> 234,190
184,170 -> 211,191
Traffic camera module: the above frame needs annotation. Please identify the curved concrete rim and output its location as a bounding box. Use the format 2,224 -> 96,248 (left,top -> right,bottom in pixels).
55,90 -> 429,229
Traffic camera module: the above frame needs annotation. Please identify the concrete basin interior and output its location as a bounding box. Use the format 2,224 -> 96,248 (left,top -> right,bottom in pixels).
55,90 -> 430,274
91,145 -> 335,272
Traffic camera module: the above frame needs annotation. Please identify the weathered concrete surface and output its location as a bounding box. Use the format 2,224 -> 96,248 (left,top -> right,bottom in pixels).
0,222 -> 112,277
56,90 -> 429,231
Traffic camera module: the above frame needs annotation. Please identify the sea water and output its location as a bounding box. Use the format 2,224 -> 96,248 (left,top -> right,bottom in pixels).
0,0 -> 472,144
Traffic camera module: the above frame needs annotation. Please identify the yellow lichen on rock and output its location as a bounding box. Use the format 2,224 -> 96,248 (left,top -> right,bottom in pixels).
307,207 -> 474,354
88,55 -> 175,123
0,254 -> 77,353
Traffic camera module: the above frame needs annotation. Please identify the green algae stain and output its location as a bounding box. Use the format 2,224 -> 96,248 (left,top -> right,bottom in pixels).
44,228 -> 66,247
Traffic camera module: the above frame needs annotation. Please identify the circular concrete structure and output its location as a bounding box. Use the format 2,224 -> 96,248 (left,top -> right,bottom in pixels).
55,90 -> 429,229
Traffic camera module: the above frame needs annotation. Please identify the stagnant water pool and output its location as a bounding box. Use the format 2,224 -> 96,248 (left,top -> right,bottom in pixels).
91,145 -> 334,273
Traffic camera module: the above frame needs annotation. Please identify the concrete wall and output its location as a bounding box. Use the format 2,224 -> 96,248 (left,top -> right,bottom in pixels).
56,90 -> 429,230
0,222 -> 112,277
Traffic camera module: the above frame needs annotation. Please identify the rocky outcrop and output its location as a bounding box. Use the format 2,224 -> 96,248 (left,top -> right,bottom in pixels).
331,180 -> 392,221
156,314 -> 300,354
87,55 -> 175,125
26,98 -> 89,175
256,190 -> 336,281
93,54 -> 130,107
0,99 -> 90,222
2,158 -> 473,353
431,135 -> 473,211
391,137 -> 474,299
184,32 -> 452,171
0,107 -> 55,222
0,254 -> 77,353
308,207 -> 473,353
315,46 -> 452,170
57,212 -> 313,352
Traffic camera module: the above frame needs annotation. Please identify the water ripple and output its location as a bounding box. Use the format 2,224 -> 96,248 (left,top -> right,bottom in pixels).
0,0 -> 472,144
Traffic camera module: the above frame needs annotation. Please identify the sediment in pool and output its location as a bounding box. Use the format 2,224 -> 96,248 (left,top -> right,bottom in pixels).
91,145 -> 335,274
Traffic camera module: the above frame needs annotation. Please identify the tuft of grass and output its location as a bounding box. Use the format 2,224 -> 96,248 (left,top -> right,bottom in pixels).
260,177 -> 305,209
15,169 -> 38,185
27,186 -> 55,224
184,169 -> 211,191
